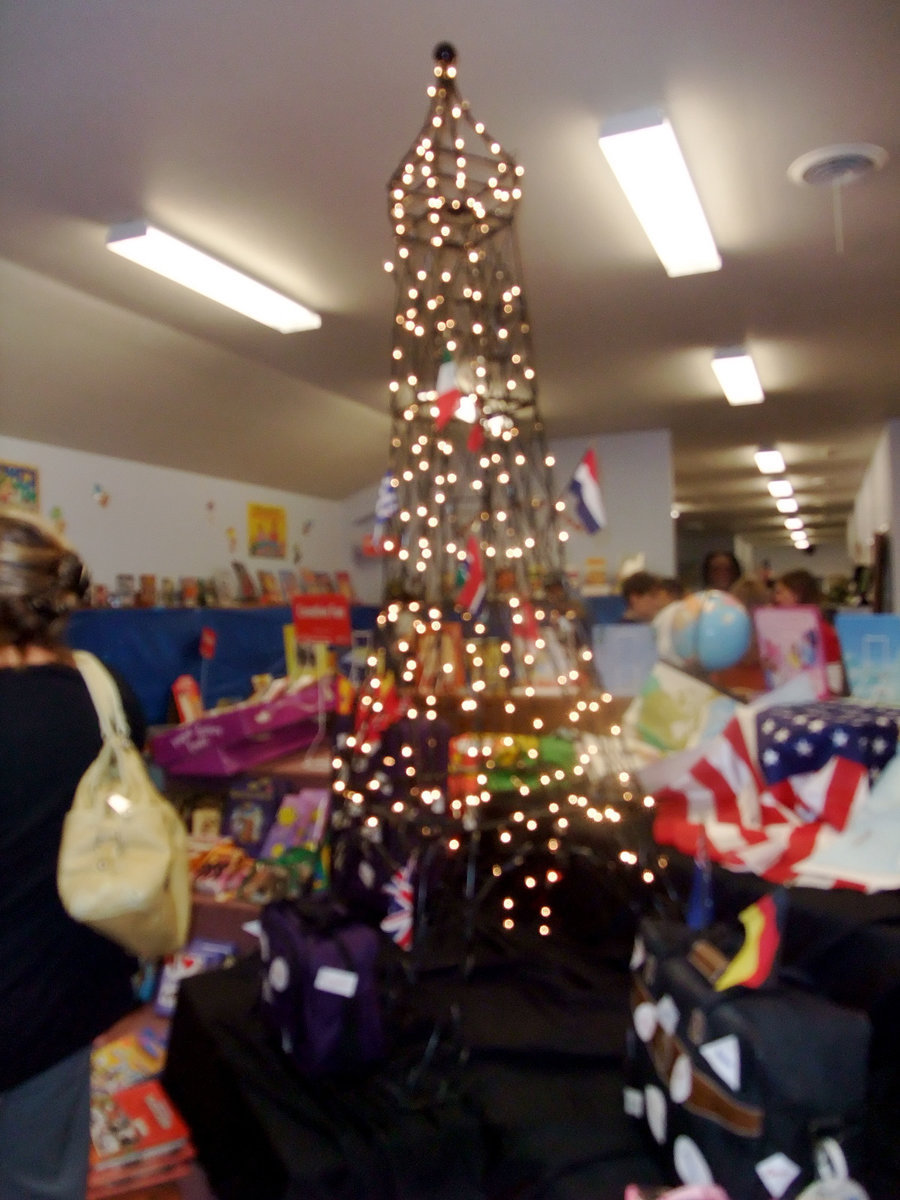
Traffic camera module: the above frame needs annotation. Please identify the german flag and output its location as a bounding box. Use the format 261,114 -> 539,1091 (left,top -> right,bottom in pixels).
714,889 -> 787,991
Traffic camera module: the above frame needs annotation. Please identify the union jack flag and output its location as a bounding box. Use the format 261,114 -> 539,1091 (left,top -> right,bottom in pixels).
380,856 -> 416,951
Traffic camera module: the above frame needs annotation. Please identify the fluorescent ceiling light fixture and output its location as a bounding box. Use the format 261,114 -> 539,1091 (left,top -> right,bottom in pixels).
712,346 -> 765,405
754,447 -> 785,474
767,479 -> 794,499
105,220 -> 321,333
776,497 -> 799,514
598,107 -> 721,277
784,517 -> 804,530
791,529 -> 809,542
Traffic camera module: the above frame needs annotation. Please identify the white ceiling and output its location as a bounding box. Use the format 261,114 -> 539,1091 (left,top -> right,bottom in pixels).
1,1 -> 898,550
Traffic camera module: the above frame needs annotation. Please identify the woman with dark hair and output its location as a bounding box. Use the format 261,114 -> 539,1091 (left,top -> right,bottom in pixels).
701,550 -> 742,592
0,506 -> 145,1199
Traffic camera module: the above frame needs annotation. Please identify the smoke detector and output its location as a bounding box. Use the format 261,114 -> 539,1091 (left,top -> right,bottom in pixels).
788,143 -> 887,188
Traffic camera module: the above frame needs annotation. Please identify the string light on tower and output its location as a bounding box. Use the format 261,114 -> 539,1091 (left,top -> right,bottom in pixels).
331,44 -> 656,945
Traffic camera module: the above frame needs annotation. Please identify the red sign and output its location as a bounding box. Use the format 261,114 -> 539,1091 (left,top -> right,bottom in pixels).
291,593 -> 352,645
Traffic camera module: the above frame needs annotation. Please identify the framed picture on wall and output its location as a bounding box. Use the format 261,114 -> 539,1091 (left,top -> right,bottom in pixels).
0,460 -> 39,510
247,503 -> 287,558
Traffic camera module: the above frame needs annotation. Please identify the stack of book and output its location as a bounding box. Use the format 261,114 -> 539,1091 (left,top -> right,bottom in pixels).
88,1028 -> 194,1199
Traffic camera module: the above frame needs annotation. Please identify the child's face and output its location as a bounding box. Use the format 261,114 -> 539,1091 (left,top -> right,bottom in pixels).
631,589 -> 664,620
773,581 -> 798,606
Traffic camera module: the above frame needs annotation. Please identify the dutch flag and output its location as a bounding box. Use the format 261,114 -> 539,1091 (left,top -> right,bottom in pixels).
568,448 -> 606,534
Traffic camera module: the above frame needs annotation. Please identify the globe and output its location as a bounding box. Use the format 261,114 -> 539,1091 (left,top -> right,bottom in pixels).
667,592 -> 706,665
661,589 -> 751,672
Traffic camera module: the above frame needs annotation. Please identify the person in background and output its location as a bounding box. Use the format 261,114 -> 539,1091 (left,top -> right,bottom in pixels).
656,577 -> 685,606
773,567 -> 846,695
701,550 -> 742,592
621,570 -> 665,622
732,574 -> 772,612
0,506 -> 146,1200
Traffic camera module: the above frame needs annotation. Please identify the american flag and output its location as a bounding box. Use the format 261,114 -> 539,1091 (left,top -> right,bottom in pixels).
380,856 -> 416,951
651,702 -> 899,889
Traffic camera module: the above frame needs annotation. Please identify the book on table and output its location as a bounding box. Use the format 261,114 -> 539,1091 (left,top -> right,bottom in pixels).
89,1076 -> 191,1172
90,1029 -> 167,1096
86,1141 -> 195,1199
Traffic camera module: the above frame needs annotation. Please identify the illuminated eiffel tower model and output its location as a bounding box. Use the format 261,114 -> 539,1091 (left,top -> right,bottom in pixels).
368,42 -> 600,730
333,46 -> 643,897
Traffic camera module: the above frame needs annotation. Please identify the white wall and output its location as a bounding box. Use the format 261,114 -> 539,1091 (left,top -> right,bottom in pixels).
0,435 -> 350,594
1,427 -> 676,606
550,430 -> 675,583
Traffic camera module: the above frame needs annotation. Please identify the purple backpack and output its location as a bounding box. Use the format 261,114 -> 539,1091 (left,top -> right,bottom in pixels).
259,897 -> 387,1077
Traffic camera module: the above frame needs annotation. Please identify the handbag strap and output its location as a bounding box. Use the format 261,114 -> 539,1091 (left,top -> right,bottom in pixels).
72,649 -> 131,742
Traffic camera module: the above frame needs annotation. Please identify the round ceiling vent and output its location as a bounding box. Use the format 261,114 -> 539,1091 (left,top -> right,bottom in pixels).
788,142 -> 888,187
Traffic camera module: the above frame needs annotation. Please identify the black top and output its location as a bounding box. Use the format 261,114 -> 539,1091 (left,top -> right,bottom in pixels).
0,662 -> 147,1090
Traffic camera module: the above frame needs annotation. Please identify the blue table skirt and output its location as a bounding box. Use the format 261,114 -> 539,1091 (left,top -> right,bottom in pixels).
66,606 -> 378,726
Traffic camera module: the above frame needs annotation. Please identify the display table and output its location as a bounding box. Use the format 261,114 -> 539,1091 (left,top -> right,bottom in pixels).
162,938 -> 667,1200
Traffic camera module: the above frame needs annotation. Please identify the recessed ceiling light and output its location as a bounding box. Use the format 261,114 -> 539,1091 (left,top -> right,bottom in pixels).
106,220 -> 321,333
768,479 -> 793,499
754,447 -> 785,474
776,497 -> 799,513
598,107 -> 721,277
784,517 -> 804,530
711,347 -> 764,405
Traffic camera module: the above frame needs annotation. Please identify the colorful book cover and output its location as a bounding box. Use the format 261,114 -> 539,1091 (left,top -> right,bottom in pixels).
222,776 -> 283,855
232,560 -> 259,601
334,569 -> 354,600
89,1077 -> 190,1170
91,1031 -> 166,1096
627,660 -> 737,752
279,568 -> 300,599
137,574 -> 157,607
753,605 -> 829,698
258,787 -> 331,857
179,576 -> 199,606
257,569 -> 284,603
835,611 -> 900,703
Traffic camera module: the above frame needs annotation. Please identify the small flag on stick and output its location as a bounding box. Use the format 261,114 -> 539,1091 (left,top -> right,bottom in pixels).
567,448 -> 606,534
381,857 -> 416,951
715,889 -> 788,991
456,534 -> 486,615
433,351 -> 462,429
372,471 -> 398,546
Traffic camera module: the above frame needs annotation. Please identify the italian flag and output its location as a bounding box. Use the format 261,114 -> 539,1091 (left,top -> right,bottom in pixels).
433,351 -> 462,429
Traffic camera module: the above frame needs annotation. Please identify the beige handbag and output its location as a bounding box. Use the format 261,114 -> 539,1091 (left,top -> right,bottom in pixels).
56,650 -> 191,959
